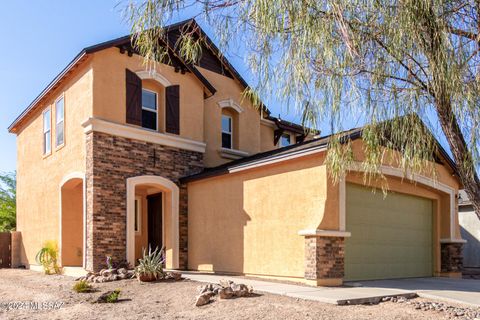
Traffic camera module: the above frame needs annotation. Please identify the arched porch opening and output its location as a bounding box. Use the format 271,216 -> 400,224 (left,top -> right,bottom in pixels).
126,175 -> 179,269
60,173 -> 85,267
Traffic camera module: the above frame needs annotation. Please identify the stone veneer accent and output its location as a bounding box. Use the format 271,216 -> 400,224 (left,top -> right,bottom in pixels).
304,236 -> 345,282
85,131 -> 203,271
440,242 -> 463,273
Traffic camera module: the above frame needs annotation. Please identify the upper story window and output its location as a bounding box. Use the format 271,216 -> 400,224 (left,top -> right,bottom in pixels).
43,108 -> 51,155
221,115 -> 233,149
280,133 -> 291,147
55,96 -> 65,147
141,89 -> 157,131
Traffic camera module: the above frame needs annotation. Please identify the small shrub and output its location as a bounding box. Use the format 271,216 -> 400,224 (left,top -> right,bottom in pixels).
73,280 -> 93,293
106,256 -> 113,269
35,240 -> 61,275
106,290 -> 121,303
104,256 -> 130,270
135,246 -> 165,281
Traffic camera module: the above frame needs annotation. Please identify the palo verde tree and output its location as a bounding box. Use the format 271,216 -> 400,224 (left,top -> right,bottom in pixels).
124,0 -> 480,219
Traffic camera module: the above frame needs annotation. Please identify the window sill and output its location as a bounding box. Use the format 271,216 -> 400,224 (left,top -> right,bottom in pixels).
218,148 -> 249,160
55,143 -> 65,152
42,151 -> 52,159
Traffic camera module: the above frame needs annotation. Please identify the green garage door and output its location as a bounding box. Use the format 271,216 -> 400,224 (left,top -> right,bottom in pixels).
345,183 -> 433,281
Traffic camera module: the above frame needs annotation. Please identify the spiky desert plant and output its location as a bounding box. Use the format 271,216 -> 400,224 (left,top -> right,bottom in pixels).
35,240 -> 61,275
135,245 -> 165,280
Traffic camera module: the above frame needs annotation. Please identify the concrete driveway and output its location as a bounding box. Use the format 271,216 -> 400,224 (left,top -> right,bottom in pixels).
185,272 -> 480,306
348,277 -> 480,307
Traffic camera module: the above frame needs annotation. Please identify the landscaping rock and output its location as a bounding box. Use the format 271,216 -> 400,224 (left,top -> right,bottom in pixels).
117,268 -> 127,275
195,280 -> 255,306
384,296 -> 480,320
195,292 -> 213,306
218,287 -> 234,299
166,271 -> 182,281
219,279 -> 233,288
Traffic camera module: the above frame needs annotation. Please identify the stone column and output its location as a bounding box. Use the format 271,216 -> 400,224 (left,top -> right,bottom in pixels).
304,235 -> 345,286
440,242 -> 464,277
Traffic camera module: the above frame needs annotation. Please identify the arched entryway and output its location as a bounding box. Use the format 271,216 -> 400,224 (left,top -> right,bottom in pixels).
60,172 -> 86,267
126,175 -> 179,269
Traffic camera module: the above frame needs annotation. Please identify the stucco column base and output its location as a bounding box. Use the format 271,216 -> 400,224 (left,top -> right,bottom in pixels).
304,235 -> 345,287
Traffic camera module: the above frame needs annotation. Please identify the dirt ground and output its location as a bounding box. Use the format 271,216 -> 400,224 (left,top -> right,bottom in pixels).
0,269 -> 465,320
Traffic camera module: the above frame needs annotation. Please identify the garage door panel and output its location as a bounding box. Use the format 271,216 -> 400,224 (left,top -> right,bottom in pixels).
345,183 -> 433,281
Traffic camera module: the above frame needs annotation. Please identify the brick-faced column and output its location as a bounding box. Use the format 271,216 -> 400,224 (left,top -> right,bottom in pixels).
85,131 -> 203,271
441,242 -> 463,274
178,184 -> 189,269
304,236 -> 345,286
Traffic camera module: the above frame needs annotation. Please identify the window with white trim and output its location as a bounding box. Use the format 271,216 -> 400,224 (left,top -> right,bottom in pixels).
134,196 -> 141,234
43,108 -> 51,155
221,115 -> 232,149
55,96 -> 65,147
280,133 -> 291,147
141,89 -> 157,130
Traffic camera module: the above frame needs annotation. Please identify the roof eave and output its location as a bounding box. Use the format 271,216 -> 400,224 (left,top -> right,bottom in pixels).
8,50 -> 89,133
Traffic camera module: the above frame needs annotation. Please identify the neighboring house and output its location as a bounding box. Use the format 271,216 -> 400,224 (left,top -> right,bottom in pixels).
458,190 -> 480,268
9,19 -> 465,286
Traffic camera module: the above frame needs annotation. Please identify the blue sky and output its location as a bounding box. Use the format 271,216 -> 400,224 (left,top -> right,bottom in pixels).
0,1 -> 304,173
0,1 -> 455,174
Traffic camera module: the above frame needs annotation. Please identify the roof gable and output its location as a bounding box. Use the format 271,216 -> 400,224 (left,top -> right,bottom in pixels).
9,19 -> 313,134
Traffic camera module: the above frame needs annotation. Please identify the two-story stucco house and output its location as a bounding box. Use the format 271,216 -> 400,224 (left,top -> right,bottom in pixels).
9,19 -> 465,286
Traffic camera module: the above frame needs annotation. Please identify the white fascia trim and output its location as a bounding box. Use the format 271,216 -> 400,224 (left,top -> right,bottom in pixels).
82,117 -> 206,153
440,238 -> 467,244
340,161 -> 458,239
298,229 -> 352,237
219,148 -> 249,160
228,145 -> 328,174
217,99 -> 244,113
136,70 -> 172,87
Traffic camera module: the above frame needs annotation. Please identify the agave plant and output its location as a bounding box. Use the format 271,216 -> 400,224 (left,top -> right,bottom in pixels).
135,246 -> 165,281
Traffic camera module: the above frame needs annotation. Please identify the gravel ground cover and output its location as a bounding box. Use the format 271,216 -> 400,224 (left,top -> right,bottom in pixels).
0,269 -> 477,320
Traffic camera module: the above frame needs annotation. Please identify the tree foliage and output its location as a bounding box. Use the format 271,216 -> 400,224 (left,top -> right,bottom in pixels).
124,0 -> 480,219
0,171 -> 16,232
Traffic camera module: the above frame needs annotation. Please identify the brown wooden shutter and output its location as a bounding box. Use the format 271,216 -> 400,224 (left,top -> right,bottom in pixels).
165,85 -> 180,134
125,69 -> 142,126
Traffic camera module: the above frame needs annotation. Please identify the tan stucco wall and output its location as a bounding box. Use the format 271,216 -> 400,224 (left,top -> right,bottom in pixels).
188,139 -> 461,282
91,48 -> 205,142
198,67 -> 266,167
188,153 -> 329,279
260,122 -> 276,151
15,61 -> 92,266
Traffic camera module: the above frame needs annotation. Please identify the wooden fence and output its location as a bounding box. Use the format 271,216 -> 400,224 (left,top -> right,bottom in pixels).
0,232 -> 11,268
